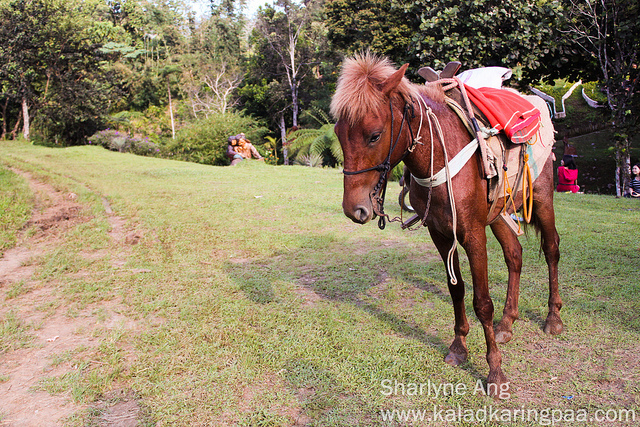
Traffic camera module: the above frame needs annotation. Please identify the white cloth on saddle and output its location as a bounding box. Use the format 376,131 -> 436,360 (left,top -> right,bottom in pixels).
457,67 -> 513,89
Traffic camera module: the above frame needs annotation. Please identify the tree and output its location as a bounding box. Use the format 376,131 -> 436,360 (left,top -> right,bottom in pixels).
563,0 -> 640,196
0,0 -> 115,143
207,0 -> 247,64
180,0 -> 247,120
183,63 -> 243,118
325,0 -> 417,68
405,0 -> 569,83
251,0 -> 324,164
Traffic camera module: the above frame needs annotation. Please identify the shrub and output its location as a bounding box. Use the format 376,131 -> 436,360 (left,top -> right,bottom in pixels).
167,112 -> 268,166
294,152 -> 324,167
87,129 -> 161,156
107,107 -> 172,138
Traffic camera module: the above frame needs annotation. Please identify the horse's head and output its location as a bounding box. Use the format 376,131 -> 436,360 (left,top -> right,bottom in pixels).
331,54 -> 417,224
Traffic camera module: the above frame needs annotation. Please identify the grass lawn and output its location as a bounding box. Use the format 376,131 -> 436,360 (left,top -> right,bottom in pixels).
1,140 -> 639,426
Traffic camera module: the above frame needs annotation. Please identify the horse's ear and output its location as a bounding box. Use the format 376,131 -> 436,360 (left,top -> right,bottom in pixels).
379,63 -> 409,96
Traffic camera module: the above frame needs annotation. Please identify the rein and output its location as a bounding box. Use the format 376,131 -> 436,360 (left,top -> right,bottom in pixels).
343,99 -> 418,230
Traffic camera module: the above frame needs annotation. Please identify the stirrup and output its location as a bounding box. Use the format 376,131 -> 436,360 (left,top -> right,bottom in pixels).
401,214 -> 421,230
499,212 -> 524,236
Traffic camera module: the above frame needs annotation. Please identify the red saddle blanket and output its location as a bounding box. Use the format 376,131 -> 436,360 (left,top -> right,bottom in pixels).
464,84 -> 541,144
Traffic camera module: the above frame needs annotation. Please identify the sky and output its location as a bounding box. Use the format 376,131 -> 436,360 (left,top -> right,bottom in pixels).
190,0 -> 269,19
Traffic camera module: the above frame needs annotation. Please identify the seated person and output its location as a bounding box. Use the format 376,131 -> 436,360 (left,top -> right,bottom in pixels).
557,155 -> 580,193
235,133 -> 263,161
226,136 -> 244,165
629,163 -> 640,198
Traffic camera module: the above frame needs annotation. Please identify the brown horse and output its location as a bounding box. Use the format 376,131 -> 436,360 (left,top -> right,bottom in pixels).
331,53 -> 563,396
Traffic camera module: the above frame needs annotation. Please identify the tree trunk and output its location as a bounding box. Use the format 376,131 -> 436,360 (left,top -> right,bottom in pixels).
21,96 -> 30,140
1,98 -> 8,140
613,122 -> 632,197
614,133 -> 631,197
279,113 -> 289,165
11,109 -> 22,140
291,79 -> 299,128
167,78 -> 175,140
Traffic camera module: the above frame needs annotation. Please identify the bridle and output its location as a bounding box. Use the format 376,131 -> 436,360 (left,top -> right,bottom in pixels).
342,99 -> 418,229
341,90 -> 467,285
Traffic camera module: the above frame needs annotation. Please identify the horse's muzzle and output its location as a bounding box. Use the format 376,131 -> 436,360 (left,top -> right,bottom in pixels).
343,202 -> 373,224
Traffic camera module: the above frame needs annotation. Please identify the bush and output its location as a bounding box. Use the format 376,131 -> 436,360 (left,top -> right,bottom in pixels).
167,112 -> 268,166
107,106 -> 173,139
87,129 -> 162,156
294,152 -> 324,167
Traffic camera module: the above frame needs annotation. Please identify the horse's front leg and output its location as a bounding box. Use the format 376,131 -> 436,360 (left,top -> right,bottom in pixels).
463,229 -> 509,398
490,221 -> 523,344
532,156 -> 564,335
428,229 -> 469,367
533,200 -> 563,335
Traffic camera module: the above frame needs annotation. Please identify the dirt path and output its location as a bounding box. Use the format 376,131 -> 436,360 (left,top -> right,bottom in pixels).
0,170 -> 142,426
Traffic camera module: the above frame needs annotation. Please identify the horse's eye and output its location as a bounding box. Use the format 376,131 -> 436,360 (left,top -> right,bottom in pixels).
369,133 -> 381,144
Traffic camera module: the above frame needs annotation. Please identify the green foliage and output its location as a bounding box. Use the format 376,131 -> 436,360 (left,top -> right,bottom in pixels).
205,0 -> 247,64
326,0 -> 418,67
582,81 -> 607,105
107,107 -> 172,140
87,129 -> 161,157
406,0 -> 569,83
262,136 -> 279,165
243,0 -> 338,144
0,0 -> 117,144
293,152 -> 324,167
289,124 -> 342,167
168,112 -> 268,166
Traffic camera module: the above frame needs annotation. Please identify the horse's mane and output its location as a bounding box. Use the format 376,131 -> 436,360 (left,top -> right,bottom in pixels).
330,52 -> 445,125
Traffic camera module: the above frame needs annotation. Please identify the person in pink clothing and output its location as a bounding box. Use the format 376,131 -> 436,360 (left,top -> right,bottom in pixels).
557,155 -> 580,193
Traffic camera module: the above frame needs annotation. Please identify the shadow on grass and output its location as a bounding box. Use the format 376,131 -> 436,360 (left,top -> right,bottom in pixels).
223,236 -> 489,386
522,309 -> 547,331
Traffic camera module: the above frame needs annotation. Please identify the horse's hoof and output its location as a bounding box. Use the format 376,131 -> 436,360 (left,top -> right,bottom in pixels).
495,329 -> 513,344
486,370 -> 510,399
444,350 -> 467,367
544,314 -> 564,335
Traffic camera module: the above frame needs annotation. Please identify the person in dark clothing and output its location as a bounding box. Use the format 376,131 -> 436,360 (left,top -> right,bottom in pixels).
629,163 -> 640,198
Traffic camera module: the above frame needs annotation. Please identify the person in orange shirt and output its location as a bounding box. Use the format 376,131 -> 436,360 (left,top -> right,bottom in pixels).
556,155 -> 580,193
226,133 -> 263,165
235,133 -> 263,160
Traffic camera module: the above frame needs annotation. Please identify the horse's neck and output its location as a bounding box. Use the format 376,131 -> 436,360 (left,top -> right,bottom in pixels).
405,95 -> 468,180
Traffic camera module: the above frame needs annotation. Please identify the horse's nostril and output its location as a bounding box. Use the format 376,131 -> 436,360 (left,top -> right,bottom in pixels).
354,205 -> 370,223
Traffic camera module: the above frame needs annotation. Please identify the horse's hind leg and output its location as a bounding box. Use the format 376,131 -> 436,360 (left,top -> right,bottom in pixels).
490,221 -> 523,344
429,229 -> 469,367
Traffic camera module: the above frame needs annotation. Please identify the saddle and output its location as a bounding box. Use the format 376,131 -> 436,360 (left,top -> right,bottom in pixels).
416,62 -> 554,235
